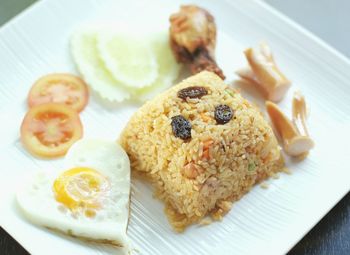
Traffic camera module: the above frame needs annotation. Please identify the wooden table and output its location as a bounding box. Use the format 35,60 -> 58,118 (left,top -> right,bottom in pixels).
1,1 -> 350,254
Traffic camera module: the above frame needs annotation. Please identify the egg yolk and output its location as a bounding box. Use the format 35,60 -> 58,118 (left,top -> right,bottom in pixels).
53,167 -> 109,211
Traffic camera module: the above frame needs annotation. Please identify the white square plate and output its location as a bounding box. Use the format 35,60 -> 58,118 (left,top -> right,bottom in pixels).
0,0 -> 350,254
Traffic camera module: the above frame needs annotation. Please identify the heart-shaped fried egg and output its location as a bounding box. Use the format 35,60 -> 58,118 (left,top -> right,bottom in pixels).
16,139 -> 130,249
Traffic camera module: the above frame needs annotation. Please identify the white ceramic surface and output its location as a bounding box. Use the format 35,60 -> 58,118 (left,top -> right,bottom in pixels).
0,0 -> 349,254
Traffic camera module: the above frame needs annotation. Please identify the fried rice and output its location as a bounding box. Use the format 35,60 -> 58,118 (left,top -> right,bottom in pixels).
120,71 -> 284,232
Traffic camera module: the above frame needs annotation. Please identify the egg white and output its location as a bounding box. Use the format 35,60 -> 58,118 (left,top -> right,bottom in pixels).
16,139 -> 130,248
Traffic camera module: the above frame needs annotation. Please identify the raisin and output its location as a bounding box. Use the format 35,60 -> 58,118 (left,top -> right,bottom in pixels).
215,105 -> 233,124
177,86 -> 208,100
171,115 -> 192,140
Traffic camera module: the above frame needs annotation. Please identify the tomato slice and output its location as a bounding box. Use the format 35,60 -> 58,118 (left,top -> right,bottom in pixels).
28,74 -> 89,112
20,103 -> 83,158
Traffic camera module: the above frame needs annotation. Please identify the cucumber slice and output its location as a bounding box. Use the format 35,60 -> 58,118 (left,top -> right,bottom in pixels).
97,32 -> 158,88
71,29 -> 130,102
135,31 -> 181,101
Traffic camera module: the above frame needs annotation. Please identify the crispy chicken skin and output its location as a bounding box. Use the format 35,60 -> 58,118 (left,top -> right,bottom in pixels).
169,5 -> 225,79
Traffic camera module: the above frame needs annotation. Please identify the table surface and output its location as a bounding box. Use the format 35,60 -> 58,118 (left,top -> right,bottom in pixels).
1,0 -> 350,254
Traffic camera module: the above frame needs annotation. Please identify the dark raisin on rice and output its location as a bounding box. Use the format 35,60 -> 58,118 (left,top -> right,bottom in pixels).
171,115 -> 192,140
215,105 -> 233,124
177,86 -> 208,100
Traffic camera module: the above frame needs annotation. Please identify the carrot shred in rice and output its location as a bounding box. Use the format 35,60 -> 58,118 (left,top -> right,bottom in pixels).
200,112 -> 211,122
202,139 -> 214,160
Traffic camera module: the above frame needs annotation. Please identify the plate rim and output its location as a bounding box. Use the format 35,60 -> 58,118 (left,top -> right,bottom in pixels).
0,0 -> 350,254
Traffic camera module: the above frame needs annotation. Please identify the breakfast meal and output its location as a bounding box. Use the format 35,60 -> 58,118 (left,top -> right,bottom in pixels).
14,3 -> 315,253
120,71 -> 284,231
71,28 -> 180,103
17,139 -> 131,248
236,42 -> 291,102
169,5 -> 225,79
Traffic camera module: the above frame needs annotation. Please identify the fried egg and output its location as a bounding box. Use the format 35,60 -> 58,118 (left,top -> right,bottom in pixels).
16,139 -> 130,248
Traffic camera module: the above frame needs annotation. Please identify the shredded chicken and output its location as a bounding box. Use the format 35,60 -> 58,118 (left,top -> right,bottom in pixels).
182,162 -> 204,179
169,5 -> 225,79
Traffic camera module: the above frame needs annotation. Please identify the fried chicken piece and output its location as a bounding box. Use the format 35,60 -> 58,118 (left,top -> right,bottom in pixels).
169,5 -> 225,79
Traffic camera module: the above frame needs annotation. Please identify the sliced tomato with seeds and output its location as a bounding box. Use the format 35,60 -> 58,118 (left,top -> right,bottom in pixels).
28,74 -> 89,112
20,103 -> 83,158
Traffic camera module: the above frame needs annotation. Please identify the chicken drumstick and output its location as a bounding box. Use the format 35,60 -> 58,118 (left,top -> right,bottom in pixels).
169,5 -> 225,79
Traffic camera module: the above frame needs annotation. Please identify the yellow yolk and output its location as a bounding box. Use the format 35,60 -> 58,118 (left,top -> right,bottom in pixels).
53,167 -> 109,212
